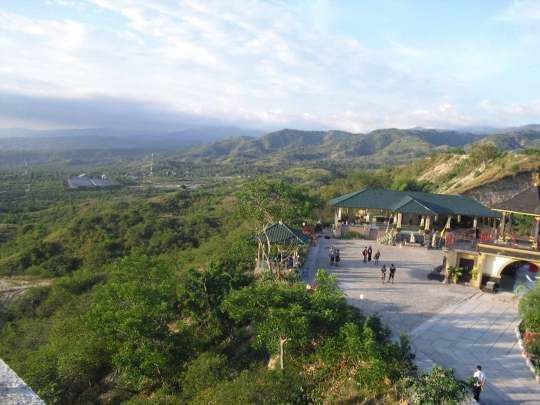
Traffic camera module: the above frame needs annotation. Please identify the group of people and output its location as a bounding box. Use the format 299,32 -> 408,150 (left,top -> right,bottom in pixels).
362,246 -> 381,264
328,246 -> 341,266
274,254 -> 301,269
380,264 -> 396,284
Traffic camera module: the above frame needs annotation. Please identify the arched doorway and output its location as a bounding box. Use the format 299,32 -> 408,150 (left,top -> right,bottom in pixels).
498,260 -> 539,293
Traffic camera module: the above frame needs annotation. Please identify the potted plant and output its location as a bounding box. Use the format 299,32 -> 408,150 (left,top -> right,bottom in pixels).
448,265 -> 463,284
470,268 -> 478,281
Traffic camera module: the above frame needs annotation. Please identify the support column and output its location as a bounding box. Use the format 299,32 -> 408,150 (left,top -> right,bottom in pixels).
334,209 -> 339,227
473,216 -> 478,228
420,216 -> 425,228
445,215 -> 452,230
457,215 -> 462,224
425,216 -> 431,231
500,212 -> 506,239
534,217 -> 540,249
504,213 -> 513,241
396,212 -> 403,229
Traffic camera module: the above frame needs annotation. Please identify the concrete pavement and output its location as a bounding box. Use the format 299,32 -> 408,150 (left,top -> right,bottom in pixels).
303,233 -> 540,404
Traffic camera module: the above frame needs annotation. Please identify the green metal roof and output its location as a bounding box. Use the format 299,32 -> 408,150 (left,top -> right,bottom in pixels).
391,196 -> 436,215
329,188 -> 501,218
251,222 -> 311,245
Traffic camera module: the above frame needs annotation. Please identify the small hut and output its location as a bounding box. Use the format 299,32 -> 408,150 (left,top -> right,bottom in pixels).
252,221 -> 310,273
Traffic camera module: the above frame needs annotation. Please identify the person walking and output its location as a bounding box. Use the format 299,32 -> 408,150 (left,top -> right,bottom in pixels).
367,246 -> 373,262
473,365 -> 486,402
389,264 -> 396,284
380,265 -> 387,284
329,246 -> 334,265
374,250 -> 380,265
362,247 -> 368,263
330,249 -> 335,266
335,249 -> 340,267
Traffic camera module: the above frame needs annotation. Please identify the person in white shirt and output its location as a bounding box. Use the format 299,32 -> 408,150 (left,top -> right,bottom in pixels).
473,365 -> 486,402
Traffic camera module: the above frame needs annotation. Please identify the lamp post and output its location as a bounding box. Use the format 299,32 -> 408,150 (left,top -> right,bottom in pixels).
359,294 -> 365,309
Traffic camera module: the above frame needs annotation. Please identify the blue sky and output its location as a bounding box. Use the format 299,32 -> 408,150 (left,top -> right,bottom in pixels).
1,0 -> 539,132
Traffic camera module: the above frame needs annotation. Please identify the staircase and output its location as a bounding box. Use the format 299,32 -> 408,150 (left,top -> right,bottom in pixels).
377,231 -> 396,245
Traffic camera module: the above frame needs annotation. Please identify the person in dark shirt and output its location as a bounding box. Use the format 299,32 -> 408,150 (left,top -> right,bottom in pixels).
362,247 -> 368,263
389,264 -> 396,284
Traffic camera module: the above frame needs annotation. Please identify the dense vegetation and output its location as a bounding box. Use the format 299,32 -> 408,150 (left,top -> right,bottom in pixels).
519,280 -> 540,374
0,173 -> 437,404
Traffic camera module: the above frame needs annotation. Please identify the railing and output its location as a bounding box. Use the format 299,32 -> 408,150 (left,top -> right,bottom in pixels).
481,236 -> 537,251
444,229 -> 493,252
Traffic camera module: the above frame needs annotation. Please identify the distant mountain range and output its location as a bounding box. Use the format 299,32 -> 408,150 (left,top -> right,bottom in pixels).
170,126 -> 540,169
2,125 -> 540,170
0,126 -> 265,150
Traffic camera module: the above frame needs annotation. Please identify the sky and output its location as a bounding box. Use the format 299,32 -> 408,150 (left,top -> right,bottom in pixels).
1,0 -> 540,133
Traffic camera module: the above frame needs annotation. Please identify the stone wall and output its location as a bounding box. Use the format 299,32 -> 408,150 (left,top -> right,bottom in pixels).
0,359 -> 44,404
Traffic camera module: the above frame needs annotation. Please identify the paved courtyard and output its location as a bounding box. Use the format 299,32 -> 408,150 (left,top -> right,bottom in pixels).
303,234 -> 540,404
305,235 -> 475,336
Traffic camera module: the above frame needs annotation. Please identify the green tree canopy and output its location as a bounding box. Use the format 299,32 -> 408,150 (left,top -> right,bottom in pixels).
235,178 -> 322,227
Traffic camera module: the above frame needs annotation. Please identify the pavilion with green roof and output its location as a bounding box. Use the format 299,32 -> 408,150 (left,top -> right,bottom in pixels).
251,221 -> 311,272
329,188 -> 501,239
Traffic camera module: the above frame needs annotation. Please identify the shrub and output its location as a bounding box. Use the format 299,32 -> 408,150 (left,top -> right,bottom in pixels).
342,231 -> 362,239
404,365 -> 474,405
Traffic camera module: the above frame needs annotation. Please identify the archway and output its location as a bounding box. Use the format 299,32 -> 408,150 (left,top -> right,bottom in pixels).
498,260 -> 539,293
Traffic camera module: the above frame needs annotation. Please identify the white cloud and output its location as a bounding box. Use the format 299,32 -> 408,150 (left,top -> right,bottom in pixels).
388,39 -> 424,57
0,0 -> 521,131
495,0 -> 540,23
480,99 -> 540,118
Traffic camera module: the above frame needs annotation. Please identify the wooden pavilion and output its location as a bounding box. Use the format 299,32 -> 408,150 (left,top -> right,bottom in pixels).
330,188 -> 501,240
252,221 -> 310,272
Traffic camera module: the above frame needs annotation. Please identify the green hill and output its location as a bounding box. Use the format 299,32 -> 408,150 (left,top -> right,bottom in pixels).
178,127 -> 489,169
480,129 -> 540,152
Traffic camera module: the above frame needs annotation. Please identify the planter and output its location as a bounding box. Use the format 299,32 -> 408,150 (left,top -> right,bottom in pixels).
515,322 -> 540,382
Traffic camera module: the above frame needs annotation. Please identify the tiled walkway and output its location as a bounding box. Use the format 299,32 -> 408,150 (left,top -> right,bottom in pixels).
304,233 -> 540,404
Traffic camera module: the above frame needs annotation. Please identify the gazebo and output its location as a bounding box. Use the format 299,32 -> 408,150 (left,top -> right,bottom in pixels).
491,173 -> 540,249
444,173 -> 540,291
330,188 -> 501,240
252,221 -> 311,272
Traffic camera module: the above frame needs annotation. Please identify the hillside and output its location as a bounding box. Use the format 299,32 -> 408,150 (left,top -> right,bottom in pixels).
177,128 -> 490,168
480,129 -> 540,152
389,150 -> 540,205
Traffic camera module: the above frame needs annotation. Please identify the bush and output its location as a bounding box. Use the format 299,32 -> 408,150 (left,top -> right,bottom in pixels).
342,231 -> 362,239
404,365 -> 474,404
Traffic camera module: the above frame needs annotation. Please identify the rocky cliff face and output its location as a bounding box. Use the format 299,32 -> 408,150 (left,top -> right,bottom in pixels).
462,172 -> 533,206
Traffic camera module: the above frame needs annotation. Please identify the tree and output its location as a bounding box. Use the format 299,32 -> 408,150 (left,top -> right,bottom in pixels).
390,176 -> 432,192
222,269 -> 348,371
470,143 -> 498,166
87,255 -> 190,390
404,365 -> 474,405
222,276 -> 311,371
235,179 -> 321,273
